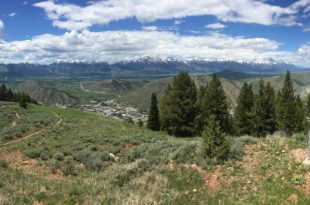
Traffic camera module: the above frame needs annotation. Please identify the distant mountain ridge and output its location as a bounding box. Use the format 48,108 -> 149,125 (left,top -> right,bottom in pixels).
0,57 -> 308,78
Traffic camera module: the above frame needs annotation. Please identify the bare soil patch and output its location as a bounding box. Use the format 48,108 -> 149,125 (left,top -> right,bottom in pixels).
290,149 -> 307,163
0,151 -> 63,180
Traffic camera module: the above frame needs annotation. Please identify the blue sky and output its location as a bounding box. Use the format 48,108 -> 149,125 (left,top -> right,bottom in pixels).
0,0 -> 309,66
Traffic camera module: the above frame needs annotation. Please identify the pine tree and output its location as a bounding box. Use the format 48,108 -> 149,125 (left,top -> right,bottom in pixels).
19,97 -> 28,109
160,71 -> 197,137
294,95 -> 307,133
196,75 -> 231,135
277,71 -> 297,136
307,94 -> 310,118
195,84 -> 208,134
0,84 -> 7,101
252,80 -> 277,137
202,115 -> 230,161
234,82 -> 254,135
147,92 -> 160,131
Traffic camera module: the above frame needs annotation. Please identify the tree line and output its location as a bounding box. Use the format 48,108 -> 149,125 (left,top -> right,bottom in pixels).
0,84 -> 37,108
148,71 -> 308,137
146,71 -> 309,160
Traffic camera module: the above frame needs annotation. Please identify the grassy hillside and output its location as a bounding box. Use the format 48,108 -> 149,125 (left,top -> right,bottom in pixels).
1,103 -> 310,204
16,80 -> 77,105
83,79 -> 150,93
121,75 -> 244,110
121,72 -> 310,110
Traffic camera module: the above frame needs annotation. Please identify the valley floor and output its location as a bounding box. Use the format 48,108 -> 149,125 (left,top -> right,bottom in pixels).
1,103 -> 310,204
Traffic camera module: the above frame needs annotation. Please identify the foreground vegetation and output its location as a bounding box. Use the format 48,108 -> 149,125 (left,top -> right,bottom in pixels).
1,103 -> 310,204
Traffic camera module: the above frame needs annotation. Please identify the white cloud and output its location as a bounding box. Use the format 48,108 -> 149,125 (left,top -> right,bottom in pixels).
174,20 -> 183,25
142,26 -> 158,31
9,12 -> 17,17
0,20 -> 4,37
0,30 -> 308,67
303,25 -> 310,32
34,0 -> 306,30
299,42 -> 310,56
205,22 -> 226,29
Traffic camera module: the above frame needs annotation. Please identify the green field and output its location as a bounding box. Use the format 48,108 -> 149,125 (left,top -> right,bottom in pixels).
1,103 -> 310,204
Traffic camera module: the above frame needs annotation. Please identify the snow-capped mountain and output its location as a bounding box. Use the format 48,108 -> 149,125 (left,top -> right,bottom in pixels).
0,56 -> 308,78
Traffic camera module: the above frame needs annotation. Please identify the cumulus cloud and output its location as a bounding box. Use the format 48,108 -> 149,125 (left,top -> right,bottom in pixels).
205,23 -> 226,30
34,0 -> 306,30
0,30 -> 308,67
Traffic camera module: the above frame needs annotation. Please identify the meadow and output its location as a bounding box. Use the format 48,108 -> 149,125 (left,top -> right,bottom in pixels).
0,103 -> 310,204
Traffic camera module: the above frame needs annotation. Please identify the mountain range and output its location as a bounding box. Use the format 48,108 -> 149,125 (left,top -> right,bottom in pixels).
0,57 -> 308,78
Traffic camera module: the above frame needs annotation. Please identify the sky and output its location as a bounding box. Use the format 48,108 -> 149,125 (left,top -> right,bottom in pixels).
0,0 -> 309,66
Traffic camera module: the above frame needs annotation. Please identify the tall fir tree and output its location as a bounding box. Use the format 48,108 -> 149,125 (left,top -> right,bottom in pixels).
195,75 -> 231,135
160,71 -> 197,137
234,82 -> 254,135
202,115 -> 230,161
194,84 -> 208,134
252,80 -> 277,137
294,95 -> 307,133
147,92 -> 160,131
277,71 -> 297,136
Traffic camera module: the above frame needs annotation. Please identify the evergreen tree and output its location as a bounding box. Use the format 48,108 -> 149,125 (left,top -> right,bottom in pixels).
0,84 -> 7,101
147,92 -> 160,131
19,97 -> 28,109
307,94 -> 310,118
6,89 -> 14,101
294,95 -> 307,133
0,84 -> 37,104
160,71 -> 197,137
252,80 -> 277,137
202,115 -> 230,161
277,71 -> 297,136
234,82 -> 254,135
195,75 -> 231,135
194,84 -> 208,134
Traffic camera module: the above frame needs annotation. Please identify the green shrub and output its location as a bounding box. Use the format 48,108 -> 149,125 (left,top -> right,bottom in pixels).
229,139 -> 244,159
170,143 -> 197,163
0,160 -> 8,168
73,150 -> 91,163
292,133 -> 307,142
61,159 -> 76,176
291,175 -> 305,185
237,135 -> 257,145
260,162 -> 271,170
53,152 -> 65,161
40,150 -> 51,161
24,148 -> 42,159
84,156 -> 103,171
50,159 -> 59,173
100,151 -> 110,161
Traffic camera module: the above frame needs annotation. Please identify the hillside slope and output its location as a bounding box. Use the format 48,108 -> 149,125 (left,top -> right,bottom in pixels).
121,75 -> 244,109
0,103 -> 310,204
121,72 -> 310,109
16,80 -> 77,105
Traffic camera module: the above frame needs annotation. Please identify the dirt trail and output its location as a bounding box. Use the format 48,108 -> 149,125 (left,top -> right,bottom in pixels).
11,112 -> 20,127
2,112 -> 62,146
